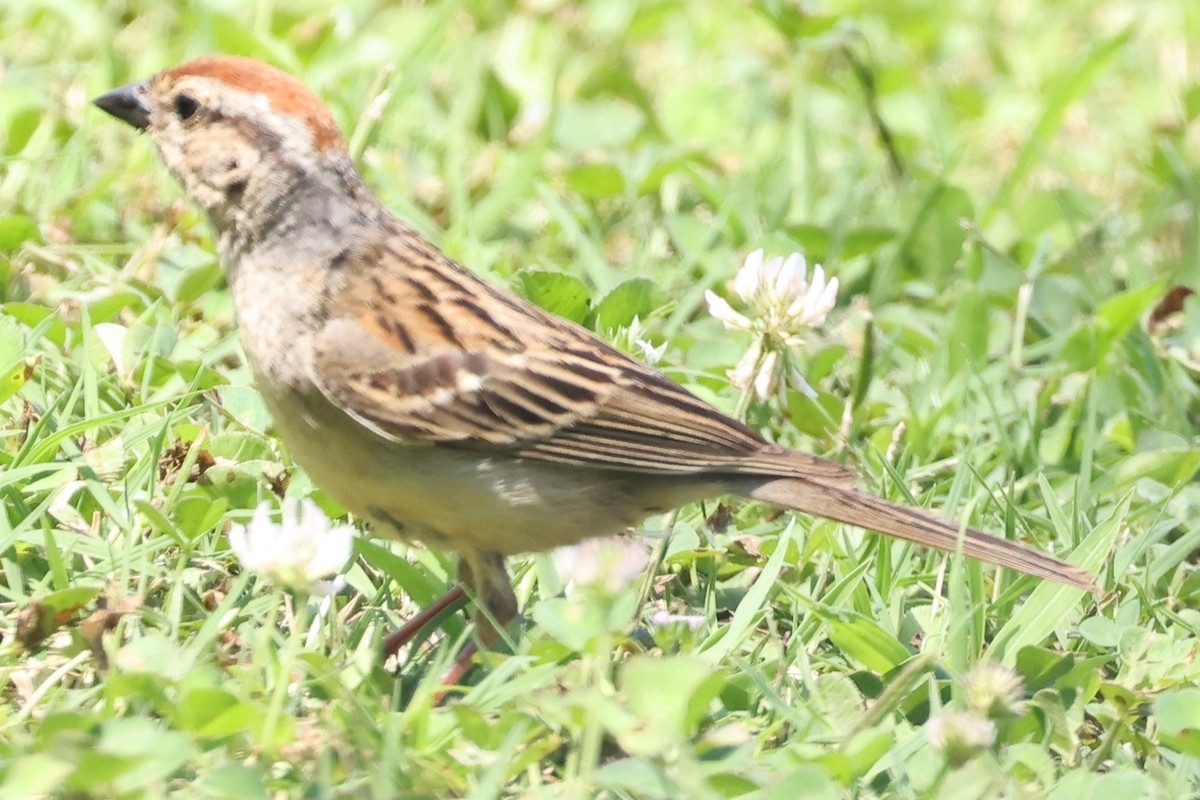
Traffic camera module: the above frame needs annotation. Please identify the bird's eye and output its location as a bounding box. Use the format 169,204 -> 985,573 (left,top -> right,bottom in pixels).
173,93 -> 200,121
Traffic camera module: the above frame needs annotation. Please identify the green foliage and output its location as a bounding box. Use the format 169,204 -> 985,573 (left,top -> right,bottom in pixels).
3,0 -> 1200,796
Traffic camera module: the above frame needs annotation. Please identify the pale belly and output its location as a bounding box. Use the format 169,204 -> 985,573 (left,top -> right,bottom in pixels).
258,383 -> 715,555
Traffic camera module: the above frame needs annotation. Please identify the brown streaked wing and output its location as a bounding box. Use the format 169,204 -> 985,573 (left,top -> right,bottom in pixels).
314,318 -> 616,445
511,361 -> 853,483
315,309 -> 853,483
312,231 -> 854,484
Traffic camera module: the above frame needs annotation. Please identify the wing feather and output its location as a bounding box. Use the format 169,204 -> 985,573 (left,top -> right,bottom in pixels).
311,231 -> 853,487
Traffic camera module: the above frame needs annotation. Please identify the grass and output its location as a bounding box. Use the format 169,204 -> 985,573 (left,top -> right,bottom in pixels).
3,0 -> 1200,797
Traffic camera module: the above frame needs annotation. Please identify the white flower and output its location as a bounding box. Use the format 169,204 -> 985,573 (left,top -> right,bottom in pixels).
707,249 -> 839,335
705,249 -> 838,401
553,536 -> 649,596
646,610 -> 706,629
636,335 -> 667,365
926,710 -> 996,766
228,499 -> 355,594
962,662 -> 1027,718
617,316 -> 668,366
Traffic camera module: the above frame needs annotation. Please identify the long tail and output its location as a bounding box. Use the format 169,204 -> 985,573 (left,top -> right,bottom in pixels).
746,477 -> 1099,593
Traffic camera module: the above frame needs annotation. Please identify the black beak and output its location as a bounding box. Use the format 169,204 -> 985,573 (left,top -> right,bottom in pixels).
93,81 -> 151,130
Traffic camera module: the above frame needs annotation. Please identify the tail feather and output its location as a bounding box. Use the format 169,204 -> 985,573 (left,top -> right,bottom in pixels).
747,477 -> 1099,593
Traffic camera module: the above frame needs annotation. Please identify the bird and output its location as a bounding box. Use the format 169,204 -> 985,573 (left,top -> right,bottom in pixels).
93,56 -> 1098,689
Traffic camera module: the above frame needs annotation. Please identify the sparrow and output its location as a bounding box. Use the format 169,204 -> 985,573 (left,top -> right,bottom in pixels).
93,56 -> 1097,688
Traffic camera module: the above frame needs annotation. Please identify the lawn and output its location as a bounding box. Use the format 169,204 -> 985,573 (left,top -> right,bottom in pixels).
3,0 -> 1200,797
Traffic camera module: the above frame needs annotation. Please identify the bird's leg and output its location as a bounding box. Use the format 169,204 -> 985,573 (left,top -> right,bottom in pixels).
436,551 -> 519,697
381,584 -> 467,660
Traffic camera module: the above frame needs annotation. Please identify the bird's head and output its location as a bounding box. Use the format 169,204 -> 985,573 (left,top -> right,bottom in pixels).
94,56 -> 350,237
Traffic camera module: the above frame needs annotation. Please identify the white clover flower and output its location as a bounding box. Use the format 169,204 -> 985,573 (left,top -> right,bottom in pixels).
616,316 -> 668,366
926,710 -> 997,766
553,536 -> 649,596
963,662 -> 1027,718
636,337 -> 667,365
705,249 -> 838,401
646,610 -> 707,629
228,499 -> 355,594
